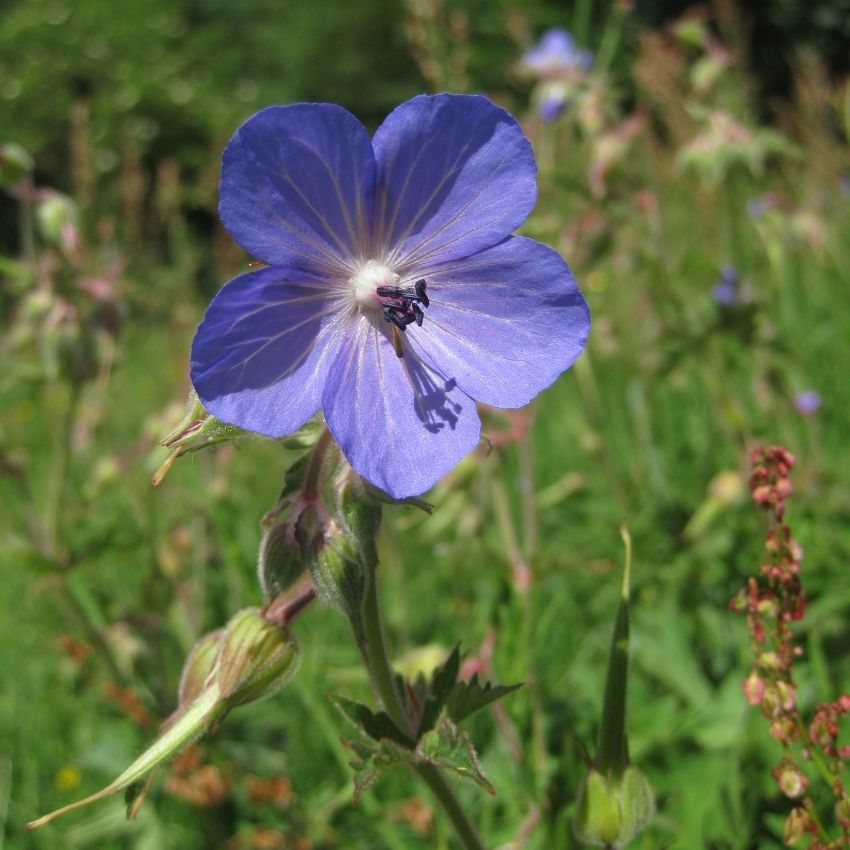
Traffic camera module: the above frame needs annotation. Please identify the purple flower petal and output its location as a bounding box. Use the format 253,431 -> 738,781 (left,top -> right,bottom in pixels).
523,28 -> 593,74
191,265 -> 349,436
322,318 -> 481,498
408,236 -> 589,408
219,105 -> 375,271
372,94 -> 536,271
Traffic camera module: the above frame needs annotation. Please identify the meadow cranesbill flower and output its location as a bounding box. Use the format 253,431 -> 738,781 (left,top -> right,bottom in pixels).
520,29 -> 593,121
190,94 -> 590,499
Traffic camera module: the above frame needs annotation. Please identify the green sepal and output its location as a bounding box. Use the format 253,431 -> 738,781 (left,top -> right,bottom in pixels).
418,719 -> 495,795
330,694 -> 413,747
446,674 -> 524,725
573,766 -> 655,849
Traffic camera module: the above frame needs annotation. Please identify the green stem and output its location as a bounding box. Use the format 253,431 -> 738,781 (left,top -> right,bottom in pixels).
415,761 -> 487,850
359,562 -> 487,850
360,562 -> 411,736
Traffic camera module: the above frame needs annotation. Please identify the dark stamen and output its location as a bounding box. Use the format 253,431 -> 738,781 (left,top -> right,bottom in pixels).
414,279 -> 429,307
378,278 -> 430,333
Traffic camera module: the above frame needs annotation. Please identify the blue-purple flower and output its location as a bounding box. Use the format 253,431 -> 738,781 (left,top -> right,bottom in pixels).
521,29 -> 593,121
191,94 -> 590,498
712,265 -> 740,306
793,390 -> 821,416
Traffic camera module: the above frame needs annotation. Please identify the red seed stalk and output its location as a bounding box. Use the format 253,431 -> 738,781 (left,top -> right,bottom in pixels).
731,446 -> 850,848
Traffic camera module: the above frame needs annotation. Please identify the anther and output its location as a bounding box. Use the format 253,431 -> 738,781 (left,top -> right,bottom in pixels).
377,278 -> 429,333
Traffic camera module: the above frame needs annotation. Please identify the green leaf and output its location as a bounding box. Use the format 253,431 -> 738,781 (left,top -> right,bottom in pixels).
330,694 -> 413,747
342,737 -> 412,803
418,719 -> 495,795
416,645 -> 461,736
446,674 -> 523,724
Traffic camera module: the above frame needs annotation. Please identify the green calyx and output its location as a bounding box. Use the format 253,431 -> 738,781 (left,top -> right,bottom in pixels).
574,766 -> 655,849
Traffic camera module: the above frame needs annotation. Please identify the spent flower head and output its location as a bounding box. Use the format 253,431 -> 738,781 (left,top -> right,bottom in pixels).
190,94 -> 590,498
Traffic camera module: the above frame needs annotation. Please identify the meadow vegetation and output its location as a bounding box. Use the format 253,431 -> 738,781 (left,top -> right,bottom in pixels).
2,1 -> 850,848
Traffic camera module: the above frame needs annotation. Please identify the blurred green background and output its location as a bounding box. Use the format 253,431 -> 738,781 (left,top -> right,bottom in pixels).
2,0 -> 850,848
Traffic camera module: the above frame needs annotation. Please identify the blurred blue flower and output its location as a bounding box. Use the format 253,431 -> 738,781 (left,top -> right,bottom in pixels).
793,390 -> 821,415
522,29 -> 593,78
712,265 -> 739,306
191,94 -> 590,498
839,175 -> 850,198
521,29 -> 593,121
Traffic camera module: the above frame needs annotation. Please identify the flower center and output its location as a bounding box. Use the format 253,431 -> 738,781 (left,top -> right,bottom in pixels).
350,260 -> 399,309
349,260 -> 430,332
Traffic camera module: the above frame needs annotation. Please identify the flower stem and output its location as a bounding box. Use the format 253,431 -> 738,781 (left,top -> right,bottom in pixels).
414,761 -> 488,850
359,562 -> 487,850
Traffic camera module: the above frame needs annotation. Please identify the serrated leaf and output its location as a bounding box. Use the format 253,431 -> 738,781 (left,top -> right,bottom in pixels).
342,737 -> 412,802
446,674 -> 523,724
417,645 -> 461,736
330,694 -> 413,747
418,719 -> 495,795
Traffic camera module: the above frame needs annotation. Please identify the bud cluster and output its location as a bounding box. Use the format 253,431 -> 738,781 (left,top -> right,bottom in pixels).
731,445 -> 850,848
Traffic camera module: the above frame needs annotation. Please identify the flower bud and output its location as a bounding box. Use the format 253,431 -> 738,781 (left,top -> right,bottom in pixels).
0,142 -> 33,187
257,520 -> 305,601
216,608 -> 300,708
178,629 -> 223,706
574,766 -> 655,849
299,508 -> 366,621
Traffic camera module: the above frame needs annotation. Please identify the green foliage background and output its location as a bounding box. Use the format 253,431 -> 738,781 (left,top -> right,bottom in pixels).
2,1 -> 850,849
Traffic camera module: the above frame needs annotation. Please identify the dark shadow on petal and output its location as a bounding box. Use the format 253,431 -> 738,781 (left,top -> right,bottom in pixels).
400,349 -> 465,434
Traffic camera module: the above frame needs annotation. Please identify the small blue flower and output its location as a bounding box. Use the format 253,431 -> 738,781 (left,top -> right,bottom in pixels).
522,29 -> 593,78
522,30 -> 593,122
191,94 -> 590,498
793,390 -> 821,416
712,265 -> 739,306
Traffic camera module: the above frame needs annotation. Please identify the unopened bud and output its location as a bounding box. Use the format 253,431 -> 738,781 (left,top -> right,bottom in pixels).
297,473 -> 381,635
257,520 -> 305,601
178,629 -> 223,706
216,608 -> 300,708
574,766 -> 655,849
300,510 -> 366,621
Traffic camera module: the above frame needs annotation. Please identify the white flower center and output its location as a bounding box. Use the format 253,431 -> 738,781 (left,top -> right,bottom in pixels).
349,260 -> 399,310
